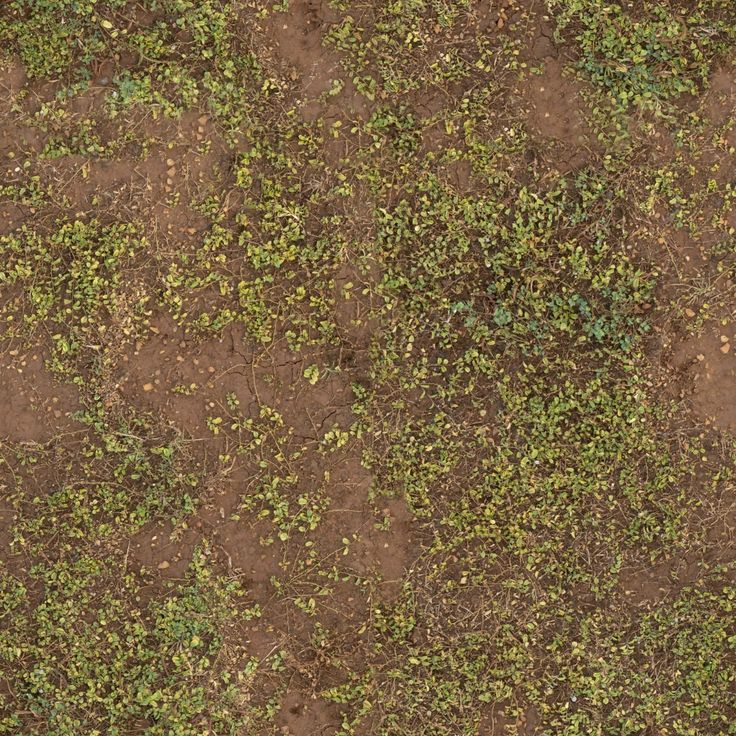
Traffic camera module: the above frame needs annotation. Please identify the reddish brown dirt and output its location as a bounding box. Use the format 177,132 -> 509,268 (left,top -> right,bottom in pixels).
0,61 -> 27,94
315,454 -> 414,602
0,349 -> 80,443
217,517 -> 281,583
706,66 -> 736,125
670,323 -> 736,430
619,554 -> 701,607
523,58 -> 597,171
0,500 -> 13,555
262,0 -> 369,124
332,261 -> 381,351
277,690 -> 341,736
116,315 -> 254,442
477,706 -> 512,736
268,0 -> 341,97
130,520 -> 201,579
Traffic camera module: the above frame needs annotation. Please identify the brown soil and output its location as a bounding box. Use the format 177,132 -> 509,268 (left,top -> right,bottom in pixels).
0,349 -> 79,443
670,323 -> 736,431
2,4 -> 735,735
276,690 -> 341,736
523,58 -> 597,171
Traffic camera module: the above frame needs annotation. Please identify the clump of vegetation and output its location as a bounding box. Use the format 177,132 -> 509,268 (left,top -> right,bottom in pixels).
0,219 -> 145,374
0,547 -> 262,736
549,0 -> 736,111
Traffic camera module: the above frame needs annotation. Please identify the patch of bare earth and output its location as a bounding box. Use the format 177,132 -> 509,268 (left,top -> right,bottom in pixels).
0,348 -> 80,443
670,323 -> 736,430
523,58 -> 597,172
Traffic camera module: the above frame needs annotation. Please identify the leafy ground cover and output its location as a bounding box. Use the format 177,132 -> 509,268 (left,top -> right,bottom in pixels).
0,0 -> 735,734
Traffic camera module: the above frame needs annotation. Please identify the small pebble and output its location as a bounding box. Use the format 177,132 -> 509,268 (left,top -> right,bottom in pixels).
143,383 -> 154,392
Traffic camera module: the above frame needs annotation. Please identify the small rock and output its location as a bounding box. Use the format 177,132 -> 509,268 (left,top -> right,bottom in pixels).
157,560 -> 170,570
720,335 -> 729,343
166,158 -> 175,167
684,308 -> 696,318
720,343 -> 731,354
143,382 -> 155,392
167,166 -> 176,177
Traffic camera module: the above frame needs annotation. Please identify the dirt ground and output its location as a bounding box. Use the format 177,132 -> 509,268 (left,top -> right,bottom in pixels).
1,1 -> 736,735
